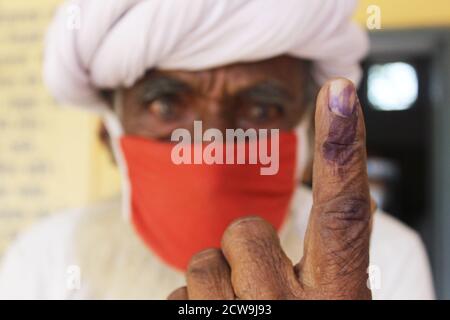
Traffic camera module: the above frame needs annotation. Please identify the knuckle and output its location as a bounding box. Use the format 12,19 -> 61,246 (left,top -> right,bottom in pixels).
313,197 -> 371,279
314,196 -> 371,254
221,217 -> 281,264
167,286 -> 188,300
317,196 -> 370,230
223,216 -> 275,245
187,248 -> 222,274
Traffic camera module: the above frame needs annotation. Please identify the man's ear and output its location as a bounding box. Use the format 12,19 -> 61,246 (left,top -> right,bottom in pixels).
98,120 -> 116,164
99,89 -> 115,108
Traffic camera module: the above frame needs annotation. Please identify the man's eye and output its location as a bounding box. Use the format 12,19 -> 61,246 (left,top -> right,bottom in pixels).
245,103 -> 284,123
147,96 -> 182,121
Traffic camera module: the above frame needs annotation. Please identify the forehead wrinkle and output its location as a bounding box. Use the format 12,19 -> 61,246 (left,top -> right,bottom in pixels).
194,68 -> 229,101
148,56 -> 306,102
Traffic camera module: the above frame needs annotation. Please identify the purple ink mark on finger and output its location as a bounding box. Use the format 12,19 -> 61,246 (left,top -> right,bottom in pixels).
323,81 -> 359,166
329,82 -> 356,118
322,114 -> 358,166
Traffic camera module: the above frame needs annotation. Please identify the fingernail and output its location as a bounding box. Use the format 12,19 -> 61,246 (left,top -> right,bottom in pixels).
328,79 -> 356,118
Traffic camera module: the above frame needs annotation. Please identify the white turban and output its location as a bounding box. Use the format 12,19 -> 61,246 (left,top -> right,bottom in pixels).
43,0 -> 368,111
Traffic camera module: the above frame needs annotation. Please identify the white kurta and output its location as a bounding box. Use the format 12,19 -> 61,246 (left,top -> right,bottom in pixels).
0,186 -> 435,299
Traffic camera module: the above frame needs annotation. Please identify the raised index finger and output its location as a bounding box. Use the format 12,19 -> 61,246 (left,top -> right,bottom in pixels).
300,78 -> 372,299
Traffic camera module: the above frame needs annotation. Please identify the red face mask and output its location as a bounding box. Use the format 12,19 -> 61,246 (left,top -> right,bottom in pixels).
120,132 -> 297,270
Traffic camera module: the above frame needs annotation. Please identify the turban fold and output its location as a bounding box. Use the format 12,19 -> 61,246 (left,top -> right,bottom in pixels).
43,0 -> 368,110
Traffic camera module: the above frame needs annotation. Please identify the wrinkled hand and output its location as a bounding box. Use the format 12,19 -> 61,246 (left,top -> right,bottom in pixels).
168,78 -> 373,300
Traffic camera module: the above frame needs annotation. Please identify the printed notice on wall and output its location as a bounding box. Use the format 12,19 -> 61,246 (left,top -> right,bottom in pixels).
0,0 -> 101,256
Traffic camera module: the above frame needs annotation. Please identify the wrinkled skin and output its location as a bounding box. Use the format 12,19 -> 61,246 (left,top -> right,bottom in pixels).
112,56 -> 372,300
167,78 -> 373,300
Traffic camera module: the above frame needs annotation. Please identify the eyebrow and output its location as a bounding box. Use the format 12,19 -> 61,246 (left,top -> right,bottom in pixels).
139,75 -> 294,107
237,80 -> 294,106
139,75 -> 191,102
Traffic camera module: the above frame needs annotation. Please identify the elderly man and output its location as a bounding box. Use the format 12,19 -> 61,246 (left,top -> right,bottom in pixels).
0,0 -> 434,299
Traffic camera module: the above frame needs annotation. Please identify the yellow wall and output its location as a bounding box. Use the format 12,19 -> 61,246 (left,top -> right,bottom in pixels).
355,0 -> 450,28
0,0 -> 120,254
0,0 -> 450,255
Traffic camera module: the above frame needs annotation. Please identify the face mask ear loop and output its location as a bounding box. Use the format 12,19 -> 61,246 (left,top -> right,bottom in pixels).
102,90 -> 132,221
294,109 -> 312,183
